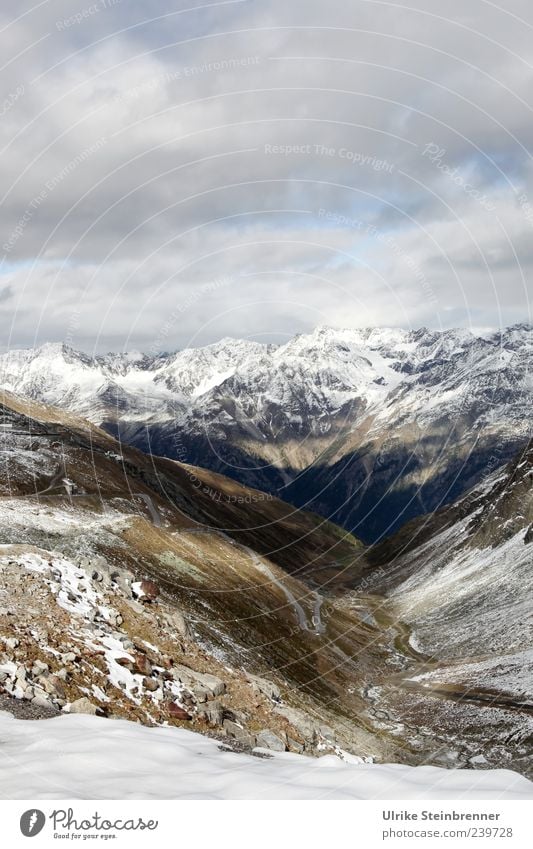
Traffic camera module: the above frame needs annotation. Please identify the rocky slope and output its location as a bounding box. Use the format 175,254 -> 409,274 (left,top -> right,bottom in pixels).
0,390 -> 388,761
343,441 -> 533,777
1,324 -> 531,542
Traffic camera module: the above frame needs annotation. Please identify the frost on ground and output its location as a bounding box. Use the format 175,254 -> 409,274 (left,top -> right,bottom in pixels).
0,712 -> 531,801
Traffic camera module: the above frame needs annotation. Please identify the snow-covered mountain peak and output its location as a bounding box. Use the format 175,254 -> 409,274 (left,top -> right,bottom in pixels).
0,323 -> 531,543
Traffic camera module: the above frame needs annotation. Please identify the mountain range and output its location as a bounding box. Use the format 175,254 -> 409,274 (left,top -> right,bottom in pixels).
1,323 -> 531,541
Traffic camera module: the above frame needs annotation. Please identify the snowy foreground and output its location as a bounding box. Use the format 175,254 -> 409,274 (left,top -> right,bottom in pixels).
0,712 -> 532,800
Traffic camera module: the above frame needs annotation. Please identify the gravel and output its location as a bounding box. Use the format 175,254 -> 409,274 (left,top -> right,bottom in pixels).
0,693 -> 59,720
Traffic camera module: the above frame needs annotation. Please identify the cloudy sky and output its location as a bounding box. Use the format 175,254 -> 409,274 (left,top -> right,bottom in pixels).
1,0 -> 532,352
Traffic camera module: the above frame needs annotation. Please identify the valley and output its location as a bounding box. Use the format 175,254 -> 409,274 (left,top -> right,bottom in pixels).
0,386 -> 531,778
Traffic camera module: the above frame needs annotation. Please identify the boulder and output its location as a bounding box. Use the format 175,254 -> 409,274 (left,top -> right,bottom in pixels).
15,665 -> 28,684
255,730 -> 286,752
143,677 -> 159,692
31,694 -> 55,711
167,702 -> 192,721
274,705 -> 319,742
223,719 -> 256,747
37,675 -> 66,699
224,708 -> 249,725
68,697 -> 99,715
134,654 -> 152,676
247,674 -> 281,702
287,737 -> 305,754
172,665 -> 226,700
164,608 -> 191,639
192,687 -> 208,703
198,701 -> 224,727
132,580 -> 160,602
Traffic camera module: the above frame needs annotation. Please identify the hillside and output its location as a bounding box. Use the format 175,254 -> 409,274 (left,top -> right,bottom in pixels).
342,441 -> 533,777
0,389 -> 391,761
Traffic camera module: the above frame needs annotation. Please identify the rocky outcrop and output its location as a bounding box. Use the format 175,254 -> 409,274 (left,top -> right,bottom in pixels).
256,730 -> 286,752
171,665 -> 226,701
247,674 -> 281,702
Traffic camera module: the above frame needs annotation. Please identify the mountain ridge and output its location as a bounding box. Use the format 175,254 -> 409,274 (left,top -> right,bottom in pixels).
1,323 -> 531,542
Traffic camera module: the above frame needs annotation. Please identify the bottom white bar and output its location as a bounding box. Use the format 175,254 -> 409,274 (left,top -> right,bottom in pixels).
1,799 -> 530,848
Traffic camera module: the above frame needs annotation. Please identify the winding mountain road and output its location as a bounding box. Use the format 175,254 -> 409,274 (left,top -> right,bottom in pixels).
239,543 -> 325,635
136,493 -> 162,527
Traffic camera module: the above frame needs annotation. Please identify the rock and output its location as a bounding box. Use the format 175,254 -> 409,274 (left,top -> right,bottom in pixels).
62,652 -> 77,663
192,687 -> 208,703
198,701 -> 224,727
134,654 -> 152,676
223,719 -> 256,747
132,580 -> 160,602
56,668 -> 68,680
141,580 -> 160,601
165,608 -> 191,639
38,675 -> 66,700
167,702 -> 192,721
319,725 -> 337,744
115,657 -> 134,670
274,705 -> 318,741
32,694 -> 54,710
287,737 -> 305,753
68,697 -> 99,715
5,637 -> 19,650
247,674 -> 281,702
15,665 -> 28,684
172,665 -> 226,699
431,751 -> 461,767
22,686 -> 35,700
143,677 -> 159,692
32,660 -> 49,676
224,708 -> 249,725
256,730 -> 286,752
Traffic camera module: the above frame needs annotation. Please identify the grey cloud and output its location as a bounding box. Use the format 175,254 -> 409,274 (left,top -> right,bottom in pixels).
0,0 -> 532,350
